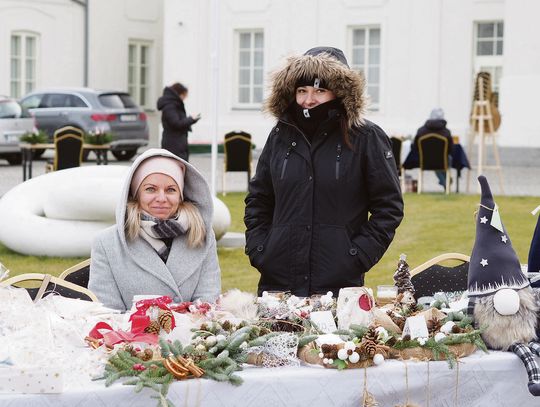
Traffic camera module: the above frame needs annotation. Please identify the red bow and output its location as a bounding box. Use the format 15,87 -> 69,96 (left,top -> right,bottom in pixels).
88,322 -> 158,348
128,296 -> 176,333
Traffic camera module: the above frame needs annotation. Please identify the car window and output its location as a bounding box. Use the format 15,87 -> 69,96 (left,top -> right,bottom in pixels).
0,100 -> 23,118
47,93 -> 70,108
68,94 -> 88,108
20,94 -> 43,109
99,93 -> 137,109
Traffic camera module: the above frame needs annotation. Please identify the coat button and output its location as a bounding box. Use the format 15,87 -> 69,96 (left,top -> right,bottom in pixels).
309,176 -> 313,181
304,276 -> 308,281
292,141 -> 297,146
275,127 -> 280,133
257,245 -> 264,252
306,225 -> 311,231
349,247 -> 358,256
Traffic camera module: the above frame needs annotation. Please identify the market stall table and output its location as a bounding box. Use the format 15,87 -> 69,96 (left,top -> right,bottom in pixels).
19,143 -> 111,181
0,351 -> 536,407
403,143 -> 470,193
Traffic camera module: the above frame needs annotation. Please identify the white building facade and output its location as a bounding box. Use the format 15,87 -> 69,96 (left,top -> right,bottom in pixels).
163,0 -> 540,149
1,0 -> 538,149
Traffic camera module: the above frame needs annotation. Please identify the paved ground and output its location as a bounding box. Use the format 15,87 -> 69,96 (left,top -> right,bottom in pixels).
1,145 -> 540,198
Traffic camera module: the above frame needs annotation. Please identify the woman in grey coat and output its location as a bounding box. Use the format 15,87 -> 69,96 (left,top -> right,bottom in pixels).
89,148 -> 220,311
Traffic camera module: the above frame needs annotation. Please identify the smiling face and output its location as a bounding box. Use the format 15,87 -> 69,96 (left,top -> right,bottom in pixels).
137,173 -> 181,220
295,86 -> 336,109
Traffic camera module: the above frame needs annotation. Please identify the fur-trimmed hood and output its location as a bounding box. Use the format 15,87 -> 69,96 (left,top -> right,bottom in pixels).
264,51 -> 366,128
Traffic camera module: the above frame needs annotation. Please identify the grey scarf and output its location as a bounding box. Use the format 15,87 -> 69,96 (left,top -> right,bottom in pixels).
139,211 -> 189,260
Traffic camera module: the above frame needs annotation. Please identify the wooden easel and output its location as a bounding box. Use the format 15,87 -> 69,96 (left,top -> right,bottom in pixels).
466,74 -> 504,194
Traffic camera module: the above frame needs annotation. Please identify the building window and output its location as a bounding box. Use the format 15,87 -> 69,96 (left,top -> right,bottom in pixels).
10,32 -> 37,98
128,42 -> 150,107
236,30 -> 264,106
350,26 -> 381,110
474,21 -> 504,92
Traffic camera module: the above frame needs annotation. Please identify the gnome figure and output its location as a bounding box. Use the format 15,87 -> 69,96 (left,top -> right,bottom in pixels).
468,175 -> 540,396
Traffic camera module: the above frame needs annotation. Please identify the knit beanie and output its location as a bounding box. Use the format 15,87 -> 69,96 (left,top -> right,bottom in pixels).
130,156 -> 186,199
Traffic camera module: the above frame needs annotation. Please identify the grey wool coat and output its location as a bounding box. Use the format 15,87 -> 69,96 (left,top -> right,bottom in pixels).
89,148 -> 221,311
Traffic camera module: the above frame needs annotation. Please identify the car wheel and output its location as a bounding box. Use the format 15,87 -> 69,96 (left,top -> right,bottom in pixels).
6,153 -> 22,165
112,149 -> 137,161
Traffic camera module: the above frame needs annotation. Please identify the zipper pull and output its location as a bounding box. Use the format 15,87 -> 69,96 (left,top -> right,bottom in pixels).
280,145 -> 293,180
336,143 -> 342,180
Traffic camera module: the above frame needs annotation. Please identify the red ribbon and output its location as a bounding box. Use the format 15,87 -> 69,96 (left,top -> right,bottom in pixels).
128,296 -> 176,333
88,322 -> 158,348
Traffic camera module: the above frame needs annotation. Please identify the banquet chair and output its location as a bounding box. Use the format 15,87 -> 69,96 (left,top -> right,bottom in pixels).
59,258 -> 90,288
411,253 -> 470,300
46,126 -> 84,172
0,273 -> 97,303
417,133 -> 451,195
222,130 -> 252,195
390,136 -> 406,192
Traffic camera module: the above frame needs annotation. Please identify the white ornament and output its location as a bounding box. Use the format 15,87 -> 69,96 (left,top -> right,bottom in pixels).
344,341 -> 356,351
323,358 -> 329,364
440,321 -> 455,334
493,289 -> 520,316
337,348 -> 349,361
195,344 -> 206,351
434,332 -> 446,342
327,358 -> 334,364
348,352 -> 360,364
318,352 -> 324,358
417,337 -> 427,346
239,341 -> 248,350
205,335 -> 217,346
216,334 -> 226,342
373,353 -> 385,366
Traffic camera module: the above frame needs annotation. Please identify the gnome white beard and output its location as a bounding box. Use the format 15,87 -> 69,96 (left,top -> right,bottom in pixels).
474,286 -> 538,350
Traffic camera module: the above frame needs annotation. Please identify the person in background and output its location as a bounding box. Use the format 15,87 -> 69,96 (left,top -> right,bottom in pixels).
89,148 -> 220,311
413,108 -> 454,189
244,46 -> 404,297
157,83 -> 201,161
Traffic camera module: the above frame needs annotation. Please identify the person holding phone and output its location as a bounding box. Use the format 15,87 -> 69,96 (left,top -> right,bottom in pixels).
157,82 -> 201,161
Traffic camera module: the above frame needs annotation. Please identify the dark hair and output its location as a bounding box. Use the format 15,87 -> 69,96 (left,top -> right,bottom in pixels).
171,82 -> 188,96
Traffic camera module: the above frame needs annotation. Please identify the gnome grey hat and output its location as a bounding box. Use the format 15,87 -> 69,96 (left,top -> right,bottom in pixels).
429,108 -> 445,120
468,175 -> 530,297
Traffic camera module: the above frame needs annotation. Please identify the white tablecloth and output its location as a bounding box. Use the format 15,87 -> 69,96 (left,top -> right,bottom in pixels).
0,351 -> 538,407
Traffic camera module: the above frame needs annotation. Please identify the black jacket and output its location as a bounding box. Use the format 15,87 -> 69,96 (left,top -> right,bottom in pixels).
413,119 -> 453,152
157,87 -> 197,161
244,112 -> 404,296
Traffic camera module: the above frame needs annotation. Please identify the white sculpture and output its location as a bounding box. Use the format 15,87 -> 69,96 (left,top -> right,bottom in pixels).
0,166 -> 231,257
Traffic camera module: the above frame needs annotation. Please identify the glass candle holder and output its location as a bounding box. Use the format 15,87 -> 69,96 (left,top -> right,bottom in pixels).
377,285 -> 398,306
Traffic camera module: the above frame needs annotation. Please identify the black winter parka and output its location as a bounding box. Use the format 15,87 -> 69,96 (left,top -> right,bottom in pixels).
245,112 -> 404,297
157,87 -> 197,161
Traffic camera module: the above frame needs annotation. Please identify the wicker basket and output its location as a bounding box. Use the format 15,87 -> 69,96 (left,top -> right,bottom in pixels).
297,342 -> 374,369
389,343 -> 476,361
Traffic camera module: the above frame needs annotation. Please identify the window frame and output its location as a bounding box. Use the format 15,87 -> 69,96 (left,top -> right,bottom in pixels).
348,25 -> 382,111
10,31 -> 39,99
473,21 -> 504,93
233,29 -> 264,109
128,40 -> 152,109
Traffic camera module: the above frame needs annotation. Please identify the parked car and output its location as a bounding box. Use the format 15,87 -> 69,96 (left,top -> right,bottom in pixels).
20,88 -> 149,161
0,96 -> 36,165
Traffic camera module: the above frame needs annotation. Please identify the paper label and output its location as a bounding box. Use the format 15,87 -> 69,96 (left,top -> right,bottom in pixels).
402,315 -> 429,339
491,203 -> 504,233
310,311 -> 338,334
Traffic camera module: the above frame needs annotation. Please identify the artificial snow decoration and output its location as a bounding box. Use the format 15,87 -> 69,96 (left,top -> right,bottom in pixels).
417,337 -> 427,346
219,289 -> 258,321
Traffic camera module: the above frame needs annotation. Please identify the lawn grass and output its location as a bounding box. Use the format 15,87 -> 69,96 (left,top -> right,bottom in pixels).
1,192 -> 538,295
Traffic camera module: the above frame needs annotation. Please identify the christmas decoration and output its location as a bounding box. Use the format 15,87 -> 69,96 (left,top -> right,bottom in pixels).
393,253 -> 415,295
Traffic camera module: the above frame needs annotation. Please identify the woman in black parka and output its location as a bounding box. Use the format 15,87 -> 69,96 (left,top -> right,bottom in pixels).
157,83 -> 200,161
244,47 -> 404,297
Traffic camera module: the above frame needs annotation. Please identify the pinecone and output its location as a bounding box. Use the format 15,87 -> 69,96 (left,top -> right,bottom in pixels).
426,318 -> 442,336
451,324 -> 463,334
363,327 -> 378,343
221,320 -> 232,331
386,310 -> 406,331
358,339 -> 377,357
144,320 -> 161,335
320,343 -> 338,358
158,309 -> 173,333
140,348 -> 154,361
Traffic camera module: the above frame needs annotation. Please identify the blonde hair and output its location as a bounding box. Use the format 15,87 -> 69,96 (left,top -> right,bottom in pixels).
125,199 -> 206,248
